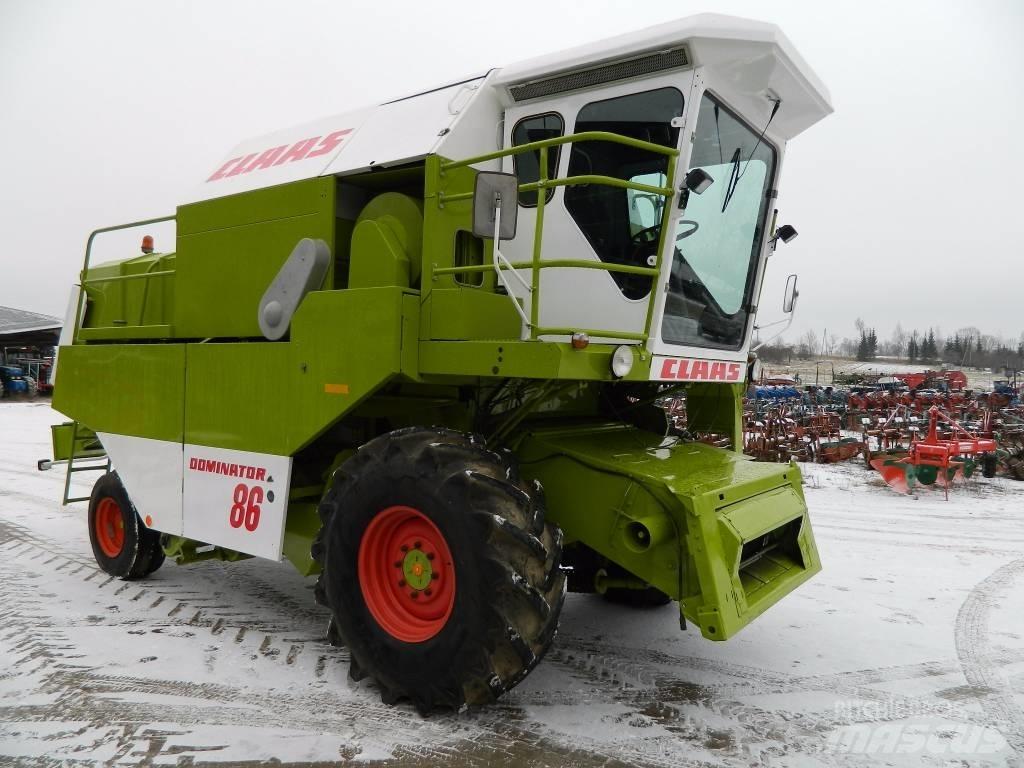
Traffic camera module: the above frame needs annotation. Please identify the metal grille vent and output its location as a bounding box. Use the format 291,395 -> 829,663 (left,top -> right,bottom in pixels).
509,47 -> 689,102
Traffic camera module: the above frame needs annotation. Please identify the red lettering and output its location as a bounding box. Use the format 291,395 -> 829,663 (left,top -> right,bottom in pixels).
306,129 -> 352,159
243,145 -> 288,172
660,359 -> 678,379
710,362 -> 726,381
245,486 -> 263,531
727,363 -> 742,381
676,360 -> 691,379
207,127 -> 350,182
691,360 -> 709,380
226,153 -> 258,177
207,157 -> 241,182
256,468 -> 266,481
189,458 -> 198,470
230,483 -> 247,528
228,484 -> 262,531
273,137 -> 320,166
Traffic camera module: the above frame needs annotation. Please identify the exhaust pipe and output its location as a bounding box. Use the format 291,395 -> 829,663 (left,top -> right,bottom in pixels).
621,513 -> 672,553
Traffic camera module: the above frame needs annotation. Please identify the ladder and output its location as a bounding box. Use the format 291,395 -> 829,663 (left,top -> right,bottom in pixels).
62,422 -> 110,504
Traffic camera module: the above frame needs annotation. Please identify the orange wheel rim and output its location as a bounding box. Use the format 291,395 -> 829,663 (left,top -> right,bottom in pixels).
95,497 -> 125,558
357,505 -> 456,643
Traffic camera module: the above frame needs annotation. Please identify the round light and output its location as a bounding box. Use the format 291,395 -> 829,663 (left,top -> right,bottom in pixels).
611,345 -> 634,378
571,332 -> 589,350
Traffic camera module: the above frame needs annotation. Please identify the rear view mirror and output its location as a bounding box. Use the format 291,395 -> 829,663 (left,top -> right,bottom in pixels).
678,168 -> 714,210
472,172 -> 519,241
782,273 -> 799,313
774,224 -> 798,244
684,167 -> 714,194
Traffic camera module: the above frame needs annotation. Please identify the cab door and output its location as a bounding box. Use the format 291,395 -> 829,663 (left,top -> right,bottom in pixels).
499,70 -> 696,342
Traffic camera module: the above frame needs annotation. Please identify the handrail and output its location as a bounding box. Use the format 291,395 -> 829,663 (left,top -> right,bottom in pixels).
439,130 -> 678,170
432,131 -> 678,342
81,270 -> 176,285
74,215 -> 176,343
438,174 -> 673,205
433,259 -> 660,278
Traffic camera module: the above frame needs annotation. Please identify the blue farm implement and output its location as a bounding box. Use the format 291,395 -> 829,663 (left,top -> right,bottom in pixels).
0,365 -> 38,398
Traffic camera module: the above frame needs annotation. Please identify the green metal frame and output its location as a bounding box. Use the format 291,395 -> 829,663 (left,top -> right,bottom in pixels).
73,215 -> 176,343
432,131 -> 678,342
58,421 -> 110,504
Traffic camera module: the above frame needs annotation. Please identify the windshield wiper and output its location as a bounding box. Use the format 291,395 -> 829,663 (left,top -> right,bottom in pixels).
721,147 -> 742,213
720,99 -> 781,213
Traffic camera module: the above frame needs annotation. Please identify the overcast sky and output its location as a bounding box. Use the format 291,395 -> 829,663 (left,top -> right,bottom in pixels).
2,0 -> 1022,345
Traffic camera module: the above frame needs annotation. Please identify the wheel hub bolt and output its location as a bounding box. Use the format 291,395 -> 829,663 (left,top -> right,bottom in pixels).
410,592 -> 419,599
426,552 -> 435,561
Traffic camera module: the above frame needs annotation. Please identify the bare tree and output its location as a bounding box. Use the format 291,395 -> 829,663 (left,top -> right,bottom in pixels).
798,328 -> 818,359
825,331 -> 840,358
890,322 -> 907,359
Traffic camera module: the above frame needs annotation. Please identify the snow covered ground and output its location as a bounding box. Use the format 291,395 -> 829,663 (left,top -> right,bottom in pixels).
1,401 -> 1023,767
760,359 -> 1000,390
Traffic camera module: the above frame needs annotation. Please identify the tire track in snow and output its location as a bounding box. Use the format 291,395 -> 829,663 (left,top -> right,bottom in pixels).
954,556 -> 1024,757
0,524 -> 704,767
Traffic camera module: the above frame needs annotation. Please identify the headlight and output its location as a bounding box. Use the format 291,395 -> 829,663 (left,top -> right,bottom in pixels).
611,345 -> 634,378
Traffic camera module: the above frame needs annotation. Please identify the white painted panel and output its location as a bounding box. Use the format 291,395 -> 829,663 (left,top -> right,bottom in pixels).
493,13 -> 831,139
189,106 -> 375,203
321,78 -> 487,177
96,433 -> 184,535
51,284 -> 82,388
182,445 -> 292,561
432,72 -> 503,170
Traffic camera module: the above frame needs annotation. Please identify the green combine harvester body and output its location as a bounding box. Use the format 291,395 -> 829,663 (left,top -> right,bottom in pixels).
50,14 -> 832,709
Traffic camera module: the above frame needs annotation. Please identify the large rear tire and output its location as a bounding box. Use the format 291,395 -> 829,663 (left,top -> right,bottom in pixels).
312,427 -> 565,713
88,472 -> 165,579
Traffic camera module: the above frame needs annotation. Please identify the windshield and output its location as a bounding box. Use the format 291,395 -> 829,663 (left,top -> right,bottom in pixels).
661,93 -> 776,350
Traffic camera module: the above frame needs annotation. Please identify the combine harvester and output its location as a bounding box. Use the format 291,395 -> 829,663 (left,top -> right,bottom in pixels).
46,15 -> 831,711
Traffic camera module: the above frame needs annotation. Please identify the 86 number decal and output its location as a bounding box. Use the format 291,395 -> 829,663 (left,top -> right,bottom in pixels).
229,483 -> 263,531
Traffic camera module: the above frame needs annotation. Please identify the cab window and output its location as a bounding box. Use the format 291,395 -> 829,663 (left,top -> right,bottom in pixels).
564,88 -> 683,299
511,113 -> 563,207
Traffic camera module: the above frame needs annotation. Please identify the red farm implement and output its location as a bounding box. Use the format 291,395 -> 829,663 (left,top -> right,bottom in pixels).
870,406 -> 998,498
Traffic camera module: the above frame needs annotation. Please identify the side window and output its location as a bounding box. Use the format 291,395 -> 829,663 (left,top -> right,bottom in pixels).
627,172 -> 667,235
511,113 -> 563,207
563,88 -> 683,300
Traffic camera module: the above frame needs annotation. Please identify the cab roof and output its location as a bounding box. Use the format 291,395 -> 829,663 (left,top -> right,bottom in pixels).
190,13 -> 830,205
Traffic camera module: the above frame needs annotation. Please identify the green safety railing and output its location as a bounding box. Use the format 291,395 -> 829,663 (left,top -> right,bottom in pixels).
435,131 -> 678,342
73,215 -> 176,342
